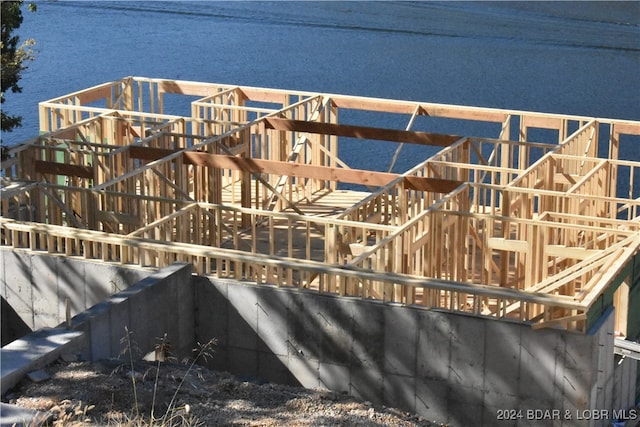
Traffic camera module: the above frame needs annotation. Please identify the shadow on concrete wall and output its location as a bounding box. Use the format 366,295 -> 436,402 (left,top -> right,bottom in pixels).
192,275 -> 613,427
192,276 -> 301,387
2,259 -> 629,427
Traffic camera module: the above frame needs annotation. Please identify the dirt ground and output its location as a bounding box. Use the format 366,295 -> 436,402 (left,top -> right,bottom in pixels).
4,358 -> 443,426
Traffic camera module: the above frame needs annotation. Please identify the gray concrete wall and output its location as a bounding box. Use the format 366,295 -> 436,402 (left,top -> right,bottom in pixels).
1,249 -> 150,332
195,277 -> 637,427
1,263 -> 195,396
612,356 -> 638,414
3,255 -> 636,427
69,262 -> 195,361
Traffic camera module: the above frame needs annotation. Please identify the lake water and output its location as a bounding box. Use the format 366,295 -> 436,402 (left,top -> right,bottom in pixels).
4,1 -> 639,171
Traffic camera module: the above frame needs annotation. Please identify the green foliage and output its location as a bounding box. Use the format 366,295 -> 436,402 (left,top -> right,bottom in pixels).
1,1 -> 36,133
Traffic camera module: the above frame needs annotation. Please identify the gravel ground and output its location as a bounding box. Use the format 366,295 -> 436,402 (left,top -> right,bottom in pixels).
4,359 -> 443,426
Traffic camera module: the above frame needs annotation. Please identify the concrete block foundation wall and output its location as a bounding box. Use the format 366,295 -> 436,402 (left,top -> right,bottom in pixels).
1,263 -> 195,395
195,277 -> 638,427
2,258 -> 637,427
1,249 -> 150,332
68,262 -> 195,362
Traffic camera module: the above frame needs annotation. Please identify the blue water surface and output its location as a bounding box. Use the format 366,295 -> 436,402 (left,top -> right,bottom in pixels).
3,1 -> 639,172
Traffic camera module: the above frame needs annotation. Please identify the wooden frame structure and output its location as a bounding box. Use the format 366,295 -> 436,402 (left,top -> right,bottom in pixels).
2,76 -> 639,333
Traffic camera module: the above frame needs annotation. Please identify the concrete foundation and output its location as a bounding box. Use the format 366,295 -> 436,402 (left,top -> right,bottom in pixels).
2,258 -> 638,427
1,262 -> 194,395
194,277 -> 639,427
1,249 -> 151,334
67,262 -> 195,362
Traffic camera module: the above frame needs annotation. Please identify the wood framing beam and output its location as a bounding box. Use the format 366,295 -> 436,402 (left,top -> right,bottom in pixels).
521,115 -> 564,130
329,97 -> 425,115
70,82 -> 114,105
129,146 -> 179,161
531,313 -> 587,330
183,152 -> 462,191
263,117 -> 461,147
46,127 -> 82,141
39,186 -> 86,229
128,142 -> 246,163
127,203 -> 198,237
237,87 -> 290,104
613,122 -> 640,135
421,106 -> 509,123
184,152 -> 392,186
158,80 -> 226,97
328,97 -> 509,122
402,176 -> 463,193
266,134 -> 310,211
546,244 -> 601,261
389,104 -> 421,172
129,146 -> 177,161
487,237 -> 528,253
34,160 -> 93,179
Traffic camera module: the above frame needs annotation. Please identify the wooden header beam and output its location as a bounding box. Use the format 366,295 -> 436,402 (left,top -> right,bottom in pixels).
183,152 -> 462,192
263,117 -> 461,147
129,145 -> 178,161
403,176 -> 463,193
126,145 -> 464,192
34,160 -> 93,179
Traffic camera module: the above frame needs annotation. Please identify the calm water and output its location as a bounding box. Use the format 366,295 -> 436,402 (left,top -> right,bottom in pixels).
4,1 -> 640,172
